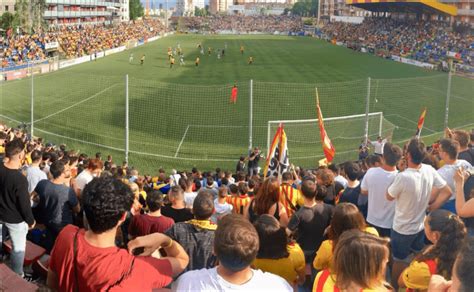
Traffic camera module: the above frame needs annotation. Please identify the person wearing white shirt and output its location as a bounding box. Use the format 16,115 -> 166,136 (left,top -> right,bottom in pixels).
369,136 -> 388,155
432,139 -> 472,213
172,214 -> 291,292
386,138 -> 451,290
329,164 -> 348,188
169,169 -> 181,187
74,159 -> 103,197
181,176 -> 197,209
26,150 -> 47,194
361,142 -> 403,237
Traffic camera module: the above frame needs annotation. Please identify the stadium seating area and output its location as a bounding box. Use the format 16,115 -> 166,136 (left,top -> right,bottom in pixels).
0,32 -> 49,67
173,15 -> 304,33
1,119 -> 474,290
2,16 -> 473,71
321,18 -> 474,68
0,19 -> 166,65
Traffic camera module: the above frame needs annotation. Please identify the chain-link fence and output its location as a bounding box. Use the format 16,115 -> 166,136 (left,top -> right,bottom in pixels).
1,70 -> 472,173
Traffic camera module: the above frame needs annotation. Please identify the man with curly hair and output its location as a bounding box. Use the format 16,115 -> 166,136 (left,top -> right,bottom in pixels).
47,175 -> 189,291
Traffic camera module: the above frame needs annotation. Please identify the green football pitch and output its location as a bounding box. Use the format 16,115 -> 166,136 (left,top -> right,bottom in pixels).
1,34 -> 473,173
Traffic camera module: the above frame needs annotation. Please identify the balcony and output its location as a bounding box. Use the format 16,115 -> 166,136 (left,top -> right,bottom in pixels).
45,0 -> 110,6
44,10 -> 112,18
457,8 -> 474,15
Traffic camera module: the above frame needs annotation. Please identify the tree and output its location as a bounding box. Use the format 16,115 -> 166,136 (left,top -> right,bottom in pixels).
10,0 -> 46,33
194,7 -> 208,16
291,1 -> 310,16
31,0 -> 47,31
1,12 -> 14,31
129,0 -> 144,20
291,0 -> 318,16
310,0 -> 319,17
14,0 -> 30,32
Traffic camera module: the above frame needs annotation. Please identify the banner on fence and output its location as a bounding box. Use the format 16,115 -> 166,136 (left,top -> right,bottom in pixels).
6,69 -> 27,80
447,51 -> 461,59
330,15 -> 364,24
59,55 -> 91,69
391,55 -> 435,69
148,36 -> 160,42
45,42 -> 59,51
104,46 -> 126,56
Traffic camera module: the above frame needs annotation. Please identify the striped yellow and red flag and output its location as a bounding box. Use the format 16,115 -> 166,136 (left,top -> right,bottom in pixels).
263,123 -> 290,178
316,89 -> 336,163
415,107 -> 427,139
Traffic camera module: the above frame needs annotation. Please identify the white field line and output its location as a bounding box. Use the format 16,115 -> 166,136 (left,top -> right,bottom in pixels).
385,114 -> 436,133
35,128 -> 125,152
174,125 -> 190,158
0,114 -> 23,124
30,83 -> 120,124
421,86 -> 474,103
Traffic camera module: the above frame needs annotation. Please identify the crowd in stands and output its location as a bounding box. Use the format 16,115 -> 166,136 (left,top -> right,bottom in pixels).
53,19 -> 166,58
1,19 -> 166,67
321,18 -> 474,69
1,120 -> 474,291
0,32 -> 50,68
172,15 -> 303,33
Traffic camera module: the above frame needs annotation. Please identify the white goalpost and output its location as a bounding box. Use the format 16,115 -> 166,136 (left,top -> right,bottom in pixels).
267,112 -> 384,157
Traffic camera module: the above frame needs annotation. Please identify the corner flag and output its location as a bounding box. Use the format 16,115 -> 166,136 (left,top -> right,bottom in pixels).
415,107 -> 427,139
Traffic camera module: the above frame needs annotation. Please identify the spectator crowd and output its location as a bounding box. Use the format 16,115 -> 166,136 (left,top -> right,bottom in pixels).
1,19 -> 166,67
3,15 -> 473,73
172,15 -> 303,34
321,18 -> 474,70
1,120 -> 474,291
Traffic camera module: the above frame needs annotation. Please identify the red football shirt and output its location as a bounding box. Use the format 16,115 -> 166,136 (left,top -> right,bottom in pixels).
50,225 -> 173,291
129,214 -> 175,237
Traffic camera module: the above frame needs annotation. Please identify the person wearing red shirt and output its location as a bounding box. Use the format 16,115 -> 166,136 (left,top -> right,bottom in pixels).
129,190 -> 175,238
47,176 -> 189,291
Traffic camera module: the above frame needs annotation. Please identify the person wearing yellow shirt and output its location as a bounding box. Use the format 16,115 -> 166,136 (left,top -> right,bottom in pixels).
252,214 -> 305,288
313,230 -> 391,292
279,171 -> 304,218
313,203 -> 379,272
399,210 -> 466,291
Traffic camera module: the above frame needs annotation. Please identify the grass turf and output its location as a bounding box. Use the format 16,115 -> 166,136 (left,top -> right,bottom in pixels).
1,34 -> 472,172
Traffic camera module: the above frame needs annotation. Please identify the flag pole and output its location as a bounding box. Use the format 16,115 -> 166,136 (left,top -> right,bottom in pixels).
416,107 -> 427,140
315,87 -> 320,105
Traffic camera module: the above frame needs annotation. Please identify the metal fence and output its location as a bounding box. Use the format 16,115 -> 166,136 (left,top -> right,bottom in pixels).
0,70 -> 472,172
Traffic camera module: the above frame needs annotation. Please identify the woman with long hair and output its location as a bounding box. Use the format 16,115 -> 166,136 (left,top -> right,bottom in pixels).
313,229 -> 391,291
313,202 -> 378,271
252,215 -> 306,287
244,177 -> 289,227
399,209 -> 466,291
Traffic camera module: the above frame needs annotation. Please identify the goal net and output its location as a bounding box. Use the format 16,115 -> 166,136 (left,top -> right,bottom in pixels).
267,112 -> 396,166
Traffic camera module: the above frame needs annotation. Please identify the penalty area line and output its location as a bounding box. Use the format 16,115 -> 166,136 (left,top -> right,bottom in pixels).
175,125 -> 190,158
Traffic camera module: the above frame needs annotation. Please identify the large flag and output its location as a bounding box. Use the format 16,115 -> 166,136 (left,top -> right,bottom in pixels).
316,89 -> 336,163
264,123 -> 290,178
415,107 -> 427,139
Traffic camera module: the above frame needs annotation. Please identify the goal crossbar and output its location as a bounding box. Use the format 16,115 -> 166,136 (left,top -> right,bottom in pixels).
267,112 -> 384,156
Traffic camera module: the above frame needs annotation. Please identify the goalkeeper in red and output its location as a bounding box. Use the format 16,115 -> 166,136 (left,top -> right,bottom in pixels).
230,84 -> 238,104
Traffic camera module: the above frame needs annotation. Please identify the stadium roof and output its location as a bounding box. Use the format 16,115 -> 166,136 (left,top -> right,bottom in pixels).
346,0 -> 457,16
